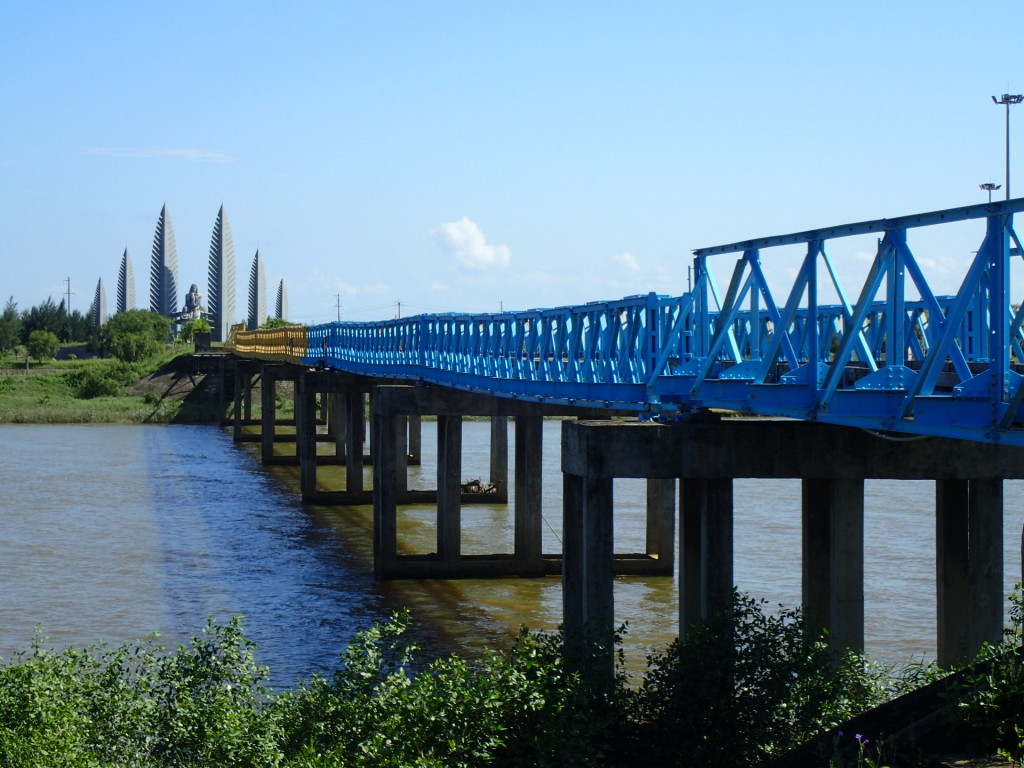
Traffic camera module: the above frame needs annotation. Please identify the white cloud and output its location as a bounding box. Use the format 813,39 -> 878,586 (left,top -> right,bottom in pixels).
612,251 -> 641,271
85,147 -> 234,162
433,217 -> 511,270
333,280 -> 360,296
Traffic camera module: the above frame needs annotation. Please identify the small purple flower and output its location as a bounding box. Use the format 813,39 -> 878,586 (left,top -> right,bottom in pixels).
855,733 -> 869,746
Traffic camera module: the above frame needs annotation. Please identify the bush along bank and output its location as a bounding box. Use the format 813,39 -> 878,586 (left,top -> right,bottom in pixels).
0,351 -> 223,424
4,591 -> 1022,768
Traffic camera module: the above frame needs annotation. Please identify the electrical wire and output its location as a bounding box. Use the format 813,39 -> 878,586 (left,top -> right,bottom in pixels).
541,513 -> 563,545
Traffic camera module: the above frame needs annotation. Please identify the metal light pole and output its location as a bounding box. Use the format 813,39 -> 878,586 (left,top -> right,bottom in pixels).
980,182 -> 1001,202
992,93 -> 1023,199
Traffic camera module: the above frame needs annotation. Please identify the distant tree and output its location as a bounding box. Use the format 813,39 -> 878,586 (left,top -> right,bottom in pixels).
0,297 -> 20,355
21,297 -> 64,342
260,317 -> 298,329
27,329 -> 60,363
100,309 -> 170,362
179,317 -> 211,344
60,308 -> 92,343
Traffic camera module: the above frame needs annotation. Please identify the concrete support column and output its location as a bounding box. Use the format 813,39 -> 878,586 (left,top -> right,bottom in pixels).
489,416 -> 509,502
437,415 -> 463,563
297,372 -> 320,502
562,472 -> 615,674
345,392 -> 365,494
243,372 -> 254,421
260,367 -> 278,463
514,411 -> 544,573
936,478 -> 1004,666
408,415 -> 422,465
396,416 -> 409,496
679,478 -> 733,637
328,393 -> 346,458
366,393 -> 373,457
801,478 -> 865,655
646,478 -> 676,569
372,409 -> 402,577
232,363 -> 246,441
217,356 -> 229,427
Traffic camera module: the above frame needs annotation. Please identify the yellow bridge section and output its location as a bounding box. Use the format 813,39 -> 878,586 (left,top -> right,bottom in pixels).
227,323 -> 308,364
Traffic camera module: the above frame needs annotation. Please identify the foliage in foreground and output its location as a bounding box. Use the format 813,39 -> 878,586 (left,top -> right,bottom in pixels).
1,593 -> 1021,768
631,592 -> 891,767
948,588 -> 1024,763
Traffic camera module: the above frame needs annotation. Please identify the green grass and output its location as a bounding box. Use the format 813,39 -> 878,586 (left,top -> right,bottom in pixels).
0,349 -> 202,424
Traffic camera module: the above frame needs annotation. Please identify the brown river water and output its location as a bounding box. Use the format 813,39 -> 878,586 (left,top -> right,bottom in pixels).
1,422 -> 1021,688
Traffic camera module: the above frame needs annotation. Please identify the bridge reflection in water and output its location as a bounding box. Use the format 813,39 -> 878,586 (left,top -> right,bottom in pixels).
220,199 -> 1024,674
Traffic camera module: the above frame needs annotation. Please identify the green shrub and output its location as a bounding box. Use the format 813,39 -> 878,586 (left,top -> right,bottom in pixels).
64,361 -> 139,399
277,613 -> 630,768
109,332 -> 160,363
99,310 -> 170,362
143,619 -> 282,768
10,597 -> 1013,768
950,586 -> 1024,762
0,619 -> 282,768
26,330 -> 59,363
631,590 -> 889,768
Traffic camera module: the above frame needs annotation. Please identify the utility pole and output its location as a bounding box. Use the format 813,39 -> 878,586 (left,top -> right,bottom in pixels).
335,294 -> 341,322
396,301 -> 402,319
63,277 -> 74,313
992,93 -> 1023,199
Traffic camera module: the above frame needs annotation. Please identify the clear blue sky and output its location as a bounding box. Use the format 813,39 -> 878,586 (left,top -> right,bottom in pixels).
2,1 -> 1022,324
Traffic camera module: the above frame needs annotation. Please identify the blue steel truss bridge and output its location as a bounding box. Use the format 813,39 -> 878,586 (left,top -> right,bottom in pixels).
234,198 -> 1024,446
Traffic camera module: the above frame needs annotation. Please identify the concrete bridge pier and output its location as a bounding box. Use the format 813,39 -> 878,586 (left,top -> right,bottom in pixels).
409,414 -> 422,465
562,472 -> 614,671
678,478 -> 733,637
647,478 -> 676,572
371,385 -> 542,578
231,359 -> 262,442
801,478 -> 865,656
489,415 -> 510,504
936,478 -> 1004,667
561,418 -> 1024,678
259,364 -> 300,465
514,410 -> 544,573
344,390 -> 368,496
297,370 -> 374,504
325,392 -> 346,457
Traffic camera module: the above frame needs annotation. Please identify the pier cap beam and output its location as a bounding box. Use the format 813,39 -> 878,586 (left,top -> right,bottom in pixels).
562,419 -> 1024,481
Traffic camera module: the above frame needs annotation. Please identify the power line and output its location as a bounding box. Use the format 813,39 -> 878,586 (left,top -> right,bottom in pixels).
63,277 -> 74,313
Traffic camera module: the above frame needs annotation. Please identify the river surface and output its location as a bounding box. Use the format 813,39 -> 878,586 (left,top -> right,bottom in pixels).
0,422 -> 1022,688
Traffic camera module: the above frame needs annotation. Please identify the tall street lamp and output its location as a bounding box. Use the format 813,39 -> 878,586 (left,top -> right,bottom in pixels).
992,93 -> 1023,199
980,182 -> 1001,202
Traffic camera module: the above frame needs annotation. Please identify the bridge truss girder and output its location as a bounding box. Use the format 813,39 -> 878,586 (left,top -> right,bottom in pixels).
224,199 -> 1024,445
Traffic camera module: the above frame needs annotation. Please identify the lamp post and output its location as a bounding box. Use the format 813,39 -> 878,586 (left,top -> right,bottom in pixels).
992,93 -> 1023,199
980,182 -> 1001,202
